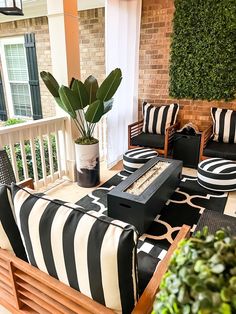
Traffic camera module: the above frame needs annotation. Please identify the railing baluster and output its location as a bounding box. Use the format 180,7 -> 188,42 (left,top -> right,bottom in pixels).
61,120 -> 67,174
46,125 -> 54,183
38,129 -> 47,187
7,134 -> 20,182
19,133 -> 29,179
54,124 -> 62,179
29,129 -> 39,187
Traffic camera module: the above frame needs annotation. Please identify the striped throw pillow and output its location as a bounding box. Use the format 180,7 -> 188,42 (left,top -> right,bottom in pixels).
0,184 -> 28,261
12,184 -> 138,313
211,107 -> 236,143
142,102 -> 179,135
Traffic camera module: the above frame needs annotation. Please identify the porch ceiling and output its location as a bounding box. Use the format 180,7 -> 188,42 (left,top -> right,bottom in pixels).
0,0 -> 105,23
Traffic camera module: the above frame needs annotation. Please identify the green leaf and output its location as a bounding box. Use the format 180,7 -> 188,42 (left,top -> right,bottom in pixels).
58,86 -> 77,118
71,79 -> 89,109
54,97 -> 70,115
85,100 -> 104,123
96,68 -> 122,102
40,71 -> 60,97
103,98 -> 114,115
84,75 -> 99,104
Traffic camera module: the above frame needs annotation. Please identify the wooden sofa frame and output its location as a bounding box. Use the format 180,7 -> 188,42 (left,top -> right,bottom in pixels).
199,125 -> 213,161
128,120 -> 180,157
0,225 -> 190,314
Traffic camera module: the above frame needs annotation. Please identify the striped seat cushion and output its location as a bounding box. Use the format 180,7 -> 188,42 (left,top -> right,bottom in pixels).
142,102 -> 179,135
211,107 -> 236,143
197,158 -> 236,192
0,184 -> 28,261
12,184 -> 138,313
123,148 -> 158,173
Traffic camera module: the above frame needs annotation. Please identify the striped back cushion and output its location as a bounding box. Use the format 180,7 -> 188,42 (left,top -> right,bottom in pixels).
142,102 -> 179,135
211,107 -> 236,143
12,184 -> 138,313
0,184 -> 28,261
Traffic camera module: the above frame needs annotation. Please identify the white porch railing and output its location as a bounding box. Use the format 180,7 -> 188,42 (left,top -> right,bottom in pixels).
0,116 -> 69,189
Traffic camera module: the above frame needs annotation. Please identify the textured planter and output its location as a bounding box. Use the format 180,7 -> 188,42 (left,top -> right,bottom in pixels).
75,142 -> 100,187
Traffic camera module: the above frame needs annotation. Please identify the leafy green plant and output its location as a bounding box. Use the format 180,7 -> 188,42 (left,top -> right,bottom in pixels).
4,118 -> 25,126
152,227 -> 236,314
40,69 -> 122,144
170,0 -> 236,101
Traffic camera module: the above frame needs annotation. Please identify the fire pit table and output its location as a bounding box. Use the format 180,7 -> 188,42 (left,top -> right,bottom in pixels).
107,157 -> 183,234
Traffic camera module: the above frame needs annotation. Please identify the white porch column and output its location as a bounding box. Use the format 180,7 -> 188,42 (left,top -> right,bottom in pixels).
46,0 -> 80,181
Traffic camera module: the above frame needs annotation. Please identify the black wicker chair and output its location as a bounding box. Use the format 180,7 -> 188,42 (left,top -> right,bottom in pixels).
0,150 -> 16,185
0,149 -> 34,188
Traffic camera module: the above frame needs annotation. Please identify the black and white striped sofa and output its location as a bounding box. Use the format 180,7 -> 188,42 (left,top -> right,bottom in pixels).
0,182 -> 188,314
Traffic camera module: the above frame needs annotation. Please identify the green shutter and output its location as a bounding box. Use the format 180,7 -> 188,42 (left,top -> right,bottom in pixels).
0,71 -> 7,121
24,33 -> 43,120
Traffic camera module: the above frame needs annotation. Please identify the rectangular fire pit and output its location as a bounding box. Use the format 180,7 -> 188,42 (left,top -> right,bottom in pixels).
107,157 -> 183,234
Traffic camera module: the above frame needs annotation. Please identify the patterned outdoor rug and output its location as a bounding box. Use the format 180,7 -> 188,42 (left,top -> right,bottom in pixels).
76,171 -> 228,291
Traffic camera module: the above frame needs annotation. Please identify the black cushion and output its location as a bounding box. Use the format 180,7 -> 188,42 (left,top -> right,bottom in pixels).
0,184 -> 28,261
131,132 -> 165,149
137,252 -> 159,294
203,140 -> 236,160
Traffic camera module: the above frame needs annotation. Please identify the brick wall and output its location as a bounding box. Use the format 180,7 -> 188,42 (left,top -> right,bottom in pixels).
0,17 -> 55,118
78,8 -> 105,84
138,0 -> 236,130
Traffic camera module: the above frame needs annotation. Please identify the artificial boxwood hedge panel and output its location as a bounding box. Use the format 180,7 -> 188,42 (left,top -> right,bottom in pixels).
169,0 -> 236,101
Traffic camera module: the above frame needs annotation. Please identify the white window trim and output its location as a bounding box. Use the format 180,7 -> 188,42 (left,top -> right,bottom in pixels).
0,36 -> 33,119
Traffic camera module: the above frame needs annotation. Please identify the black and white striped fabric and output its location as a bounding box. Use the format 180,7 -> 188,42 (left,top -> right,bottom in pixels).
197,158 -> 236,192
211,107 -> 236,143
12,184 -> 138,314
142,102 -> 179,135
123,148 -> 158,173
0,184 -> 28,261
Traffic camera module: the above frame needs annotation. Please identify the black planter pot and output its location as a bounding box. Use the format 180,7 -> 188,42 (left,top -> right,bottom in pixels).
75,142 -> 100,188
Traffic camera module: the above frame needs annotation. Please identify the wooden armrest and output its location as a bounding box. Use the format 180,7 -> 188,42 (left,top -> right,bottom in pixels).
199,124 -> 213,160
132,224 -> 191,314
163,122 -> 180,156
128,121 -> 144,148
166,121 -> 180,133
202,124 -> 213,142
19,178 -> 34,190
128,120 -> 144,129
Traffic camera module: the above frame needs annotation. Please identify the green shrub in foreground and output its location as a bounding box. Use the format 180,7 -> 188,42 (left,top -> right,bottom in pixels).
152,227 -> 236,314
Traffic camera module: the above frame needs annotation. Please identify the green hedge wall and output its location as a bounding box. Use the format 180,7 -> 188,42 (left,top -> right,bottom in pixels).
169,0 -> 236,101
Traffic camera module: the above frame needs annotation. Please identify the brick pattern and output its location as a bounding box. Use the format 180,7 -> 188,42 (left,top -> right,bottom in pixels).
78,8 -> 105,84
0,17 -> 55,118
138,0 -> 236,130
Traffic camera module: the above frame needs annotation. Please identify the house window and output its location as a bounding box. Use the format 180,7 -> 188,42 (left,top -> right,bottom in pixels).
0,37 -> 32,118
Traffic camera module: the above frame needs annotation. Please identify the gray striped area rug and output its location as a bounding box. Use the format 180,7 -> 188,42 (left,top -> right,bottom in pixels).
12,184 -> 138,314
198,158 -> 236,191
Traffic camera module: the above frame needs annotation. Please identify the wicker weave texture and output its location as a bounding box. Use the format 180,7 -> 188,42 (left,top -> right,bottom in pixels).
0,150 -> 16,185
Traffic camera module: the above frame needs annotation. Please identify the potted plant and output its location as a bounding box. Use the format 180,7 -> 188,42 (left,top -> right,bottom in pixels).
152,227 -> 236,314
40,69 -> 122,187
